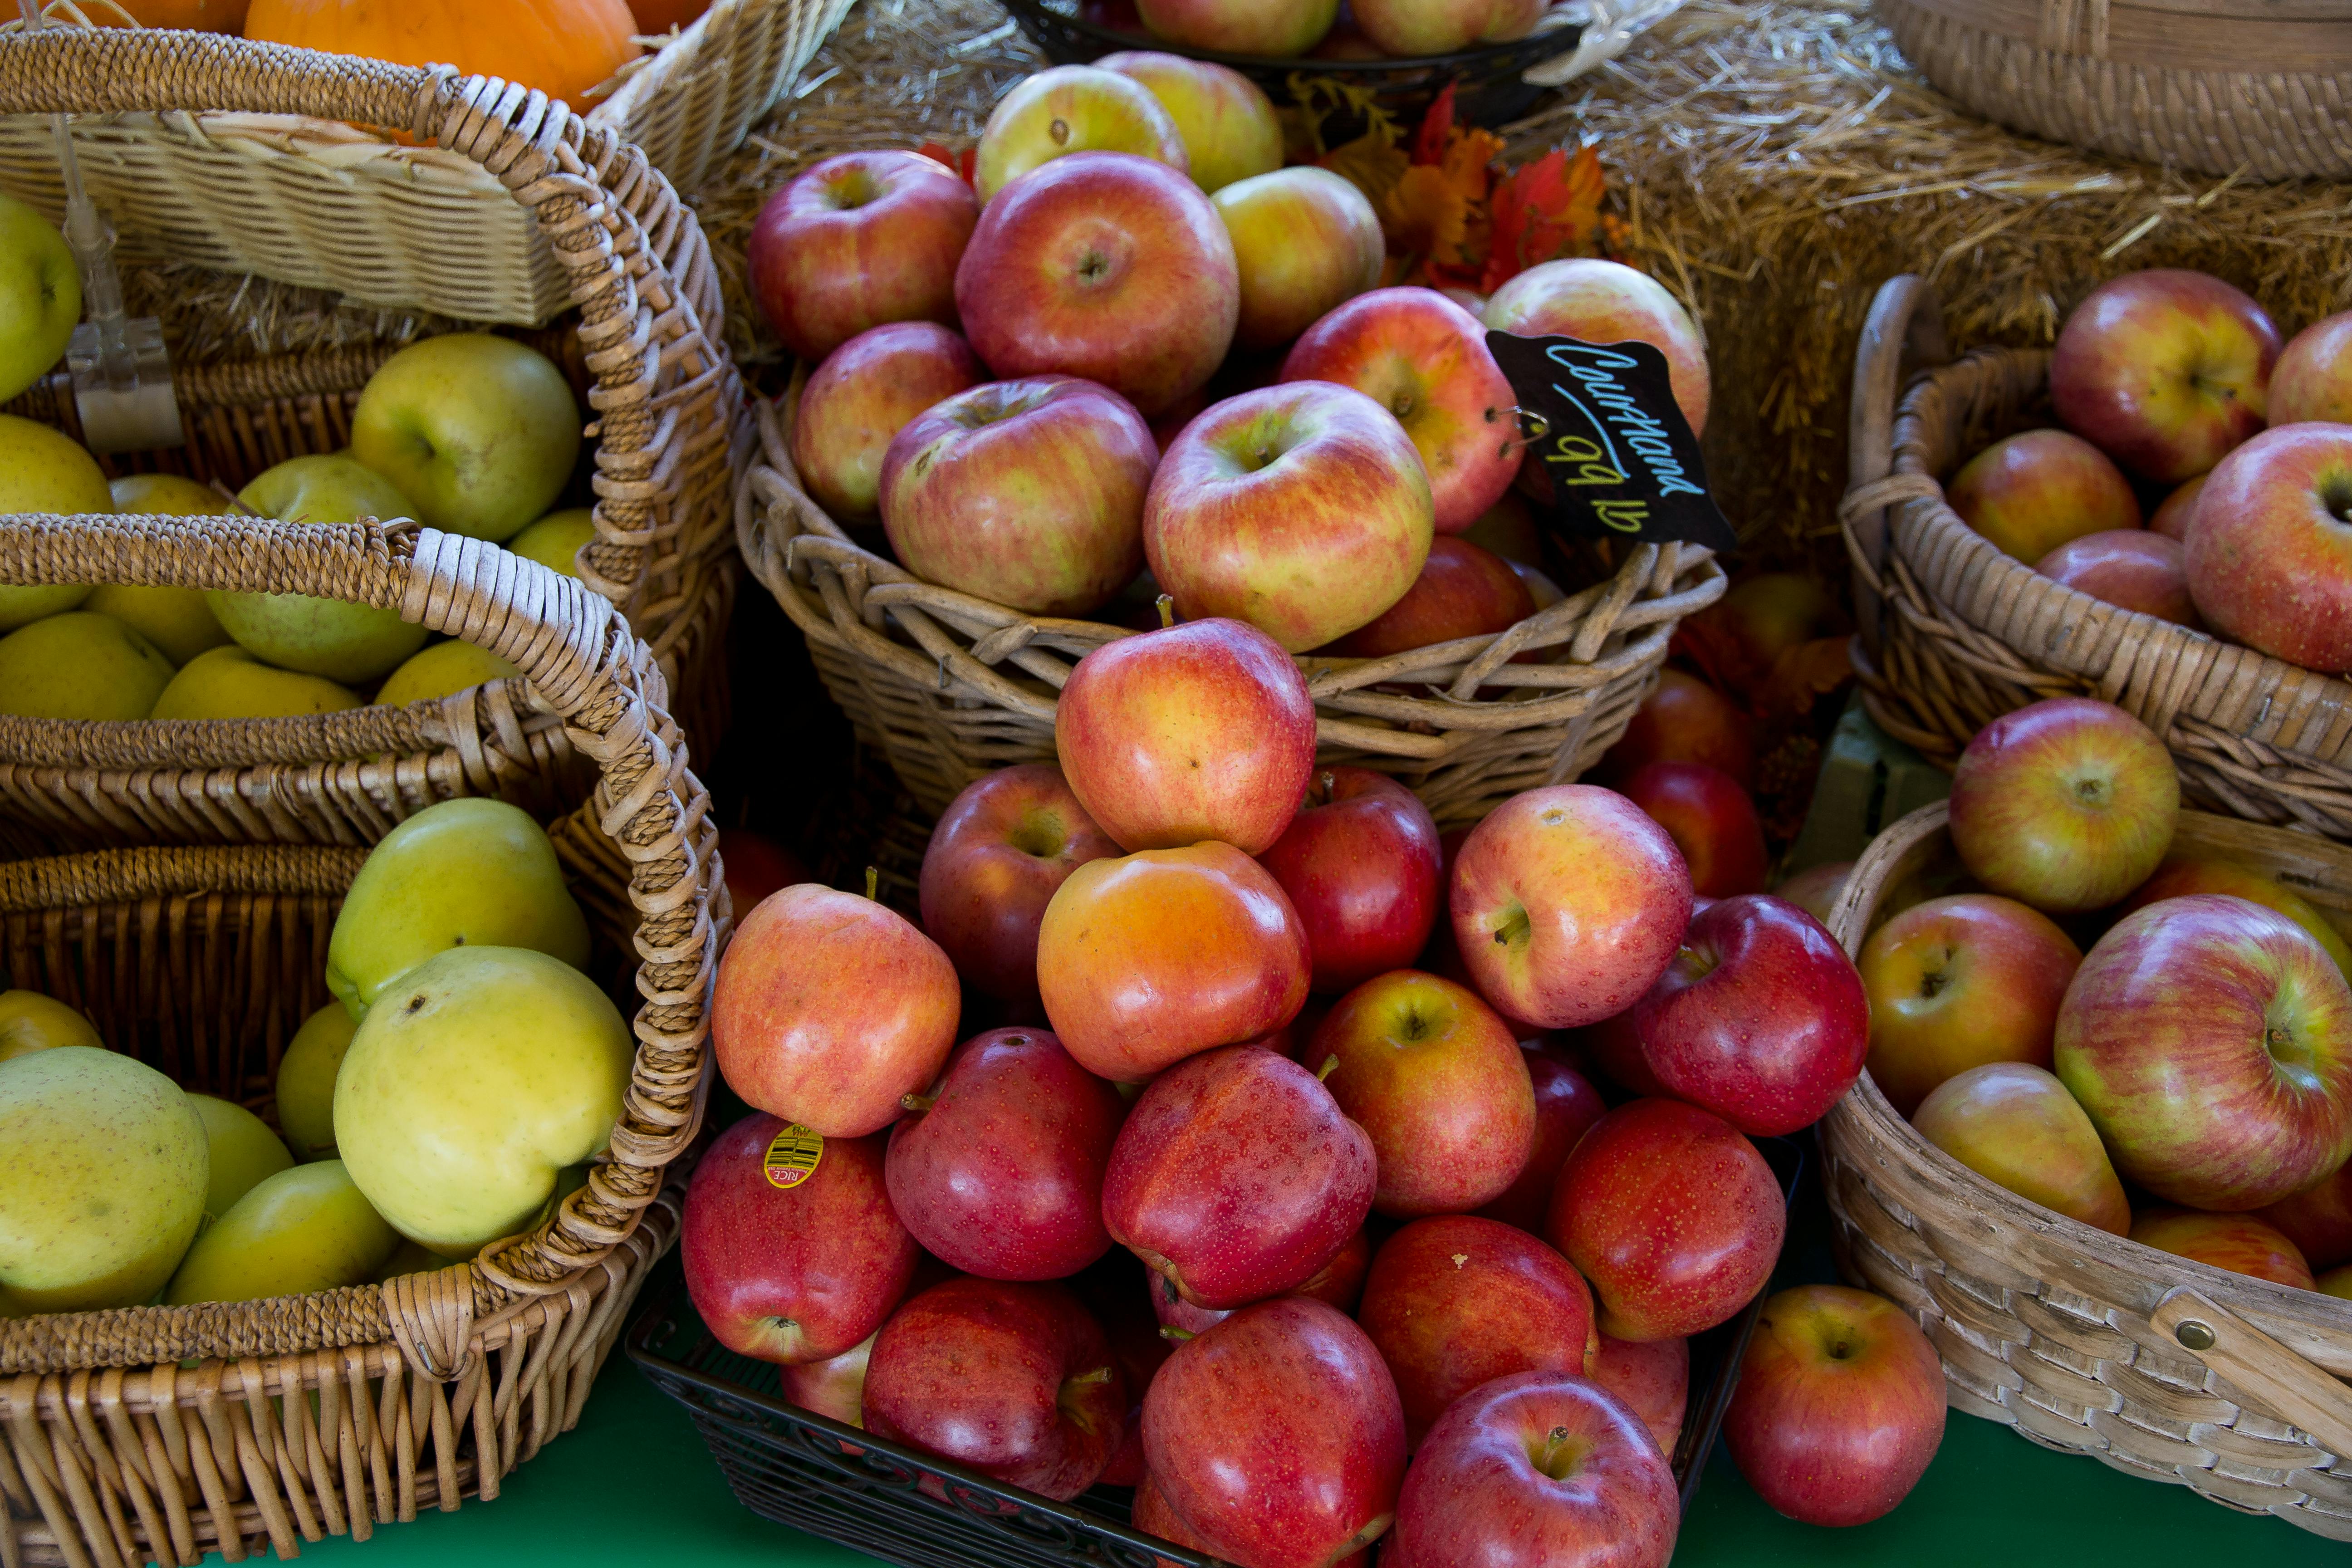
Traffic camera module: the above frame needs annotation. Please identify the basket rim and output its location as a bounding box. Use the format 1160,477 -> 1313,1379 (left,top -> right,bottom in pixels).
1000,0 -> 1587,78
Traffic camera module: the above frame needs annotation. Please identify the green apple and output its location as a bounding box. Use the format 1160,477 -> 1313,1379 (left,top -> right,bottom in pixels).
0,1046 -> 207,1312
334,945 -> 632,1255
110,472 -> 226,517
372,639 -> 523,708
374,1236 -> 446,1281
351,334 -> 582,543
185,1093 -> 294,1223
507,508 -> 594,578
85,584 -> 233,666
326,796 -> 591,1019
149,645 -> 362,721
0,414 -> 107,630
0,611 -> 176,720
0,192 -> 78,405
0,990 -> 102,1062
163,1159 -> 400,1305
210,455 -> 432,682
276,1001 -> 358,1161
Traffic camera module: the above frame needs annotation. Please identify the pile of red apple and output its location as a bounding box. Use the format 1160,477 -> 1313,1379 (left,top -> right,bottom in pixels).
1943,268 -> 2352,675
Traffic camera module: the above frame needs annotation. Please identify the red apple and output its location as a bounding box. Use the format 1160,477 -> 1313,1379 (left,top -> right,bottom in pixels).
1600,669 -> 1756,789
2130,1207 -> 2315,1289
955,151 -> 1237,419
1151,1225 -> 1373,1335
1946,696 -> 2179,914
748,151 -> 980,363
972,65 -> 1187,203
1056,615 -> 1318,856
1547,1098 -> 1785,1340
1945,429 -> 2142,564
2150,472 -> 2208,541
1592,1333 -> 1688,1455
1724,1285 -> 1944,1528
1461,491 -> 1541,563
779,1333 -> 873,1427
1772,860 -> 1852,926
2185,422 -> 2352,671
2273,310 -> 2352,427
863,1277 -> 1126,1500
1257,766 -> 1444,994
1573,1009 -> 1664,1098
682,1113 -> 917,1364
2035,529 -> 2199,626
1097,51 -> 1281,195
1037,843 -> 1311,1081
1450,784 -> 1694,1029
789,322 -> 985,522
1352,0 -> 1544,53
1326,536 -> 1537,659
2259,1162 -> 2352,1272
1912,1062 -> 2130,1233
1132,0 -> 1338,54
711,883 -> 961,1137
1215,167 -> 1384,351
1858,893 -> 2083,1117
1134,1473 -> 1214,1564
1615,761 -> 1768,899
1279,289 -> 1520,534
2051,269 -> 2281,483
2122,857 -> 2352,980
2056,893 -> 2352,1210
1070,1265 -> 1174,1488
1144,1297 -> 1406,1568
1676,573 -> 1842,707
1394,1371 -> 1677,1568
719,827 -> 811,919
1475,1042 -> 1607,1232
918,764 -> 1121,1004
1145,381 -> 1435,652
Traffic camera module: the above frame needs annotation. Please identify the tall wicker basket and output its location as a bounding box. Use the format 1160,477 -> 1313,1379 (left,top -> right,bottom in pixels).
1822,801 -> 2352,1539
0,508 -> 720,1568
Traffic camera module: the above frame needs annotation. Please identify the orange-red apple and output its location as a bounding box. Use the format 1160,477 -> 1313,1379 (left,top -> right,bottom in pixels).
1946,428 -> 2141,564
2186,421 -> 2352,671
1616,761 -> 1768,899
2150,472 -> 2208,541
1593,1332 -> 1688,1455
2272,309 -> 2352,427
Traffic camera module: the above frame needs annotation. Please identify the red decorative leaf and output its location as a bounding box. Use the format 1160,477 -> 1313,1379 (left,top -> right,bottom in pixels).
1480,142 -> 1608,293
1411,83 -> 1456,167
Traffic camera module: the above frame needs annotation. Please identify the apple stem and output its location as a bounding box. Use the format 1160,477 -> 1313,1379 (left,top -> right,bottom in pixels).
1317,1054 -> 1340,1083
900,1093 -> 934,1113
1155,593 -> 1175,629
1065,1364 -> 1113,1387
1318,771 -> 1336,805
864,866 -> 879,902
1158,1327 -> 1195,1343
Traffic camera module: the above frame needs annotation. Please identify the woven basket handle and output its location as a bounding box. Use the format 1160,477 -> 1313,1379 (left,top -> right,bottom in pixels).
1846,275 -> 1949,660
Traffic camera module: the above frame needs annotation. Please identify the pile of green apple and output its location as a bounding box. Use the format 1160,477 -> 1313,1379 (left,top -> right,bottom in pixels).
0,797 -> 633,1317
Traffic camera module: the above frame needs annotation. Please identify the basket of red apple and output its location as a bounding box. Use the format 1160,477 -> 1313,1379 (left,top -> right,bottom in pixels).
736,54 -> 1724,833
0,508 -> 719,1567
1821,694 -> 2352,1538
1842,270 -> 2352,839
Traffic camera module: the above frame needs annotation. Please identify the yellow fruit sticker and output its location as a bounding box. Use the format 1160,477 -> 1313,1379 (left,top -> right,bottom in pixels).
763,1124 -> 824,1190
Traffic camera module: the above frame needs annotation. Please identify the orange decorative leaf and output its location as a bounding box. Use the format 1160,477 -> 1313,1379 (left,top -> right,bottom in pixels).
1755,637 -> 1856,722
1381,165 -> 1474,269
1481,142 -> 1608,292
1322,134 -> 1412,215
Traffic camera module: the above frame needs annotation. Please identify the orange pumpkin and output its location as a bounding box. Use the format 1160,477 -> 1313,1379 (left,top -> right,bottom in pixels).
627,0 -> 712,34
243,0 -> 643,113
102,0 -> 250,31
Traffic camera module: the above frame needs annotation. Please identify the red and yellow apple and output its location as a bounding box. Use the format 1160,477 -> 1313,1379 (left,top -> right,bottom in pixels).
1325,536 -> 1536,658
1134,0 -> 1337,54
1946,696 -> 2179,914
2050,269 -> 2281,483
2121,856 -> 2352,981
748,151 -> 979,363
1859,893 -> 2082,1116
2129,1207 -> 2315,1289
2185,421 -> 2352,671
1601,668 -> 1756,789
1213,167 -> 1384,352
2259,1161 -> 2352,1272
917,763 -> 1121,1004
2149,472 -> 2207,541
1096,51 -> 1280,194
1910,1062 -> 2129,1234
971,65 -> 1187,202
1353,0 -> 1544,54
1945,429 -> 2141,565
789,322 -> 984,521
2271,309 -> 2352,427
2035,529 -> 2198,626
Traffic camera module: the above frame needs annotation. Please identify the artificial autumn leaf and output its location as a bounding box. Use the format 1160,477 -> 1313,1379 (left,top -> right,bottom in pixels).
1411,82 -> 1456,167
1323,134 -> 1411,214
1755,637 -> 1857,722
1481,142 -> 1608,292
1382,164 -> 1475,270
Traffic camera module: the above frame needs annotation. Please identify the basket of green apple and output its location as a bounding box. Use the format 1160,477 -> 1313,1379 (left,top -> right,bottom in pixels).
737,54 -> 1724,833
0,505 -> 718,1568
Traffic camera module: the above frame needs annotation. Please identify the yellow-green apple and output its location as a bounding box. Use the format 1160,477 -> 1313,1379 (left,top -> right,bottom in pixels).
150,645 -> 362,720
1724,1285 -> 1945,1528
748,151 -> 979,363
879,377 -> 1156,617
1772,860 -> 1852,926
1858,893 -> 2082,1116
781,1333 -> 874,1427
218,455 -> 431,681
1214,167 -> 1384,351
681,1112 -> 916,1363
1394,1372 -> 1677,1568
2273,310 -> 2352,426
1327,535 -> 1536,658
2051,269 -> 2280,483
1354,0 -> 1544,55
1149,1224 -> 1372,1335
917,764 -> 1120,1004
1910,1062 -> 2129,1233
276,1000 -> 356,1161
1256,766 -> 1444,994
2123,856 -> 2352,980
0,990 -> 99,1062
93,477 -> 234,662
350,334 -> 581,541
2129,1207 -> 2314,1289
1946,696 -> 2178,914
864,1276 -> 1126,1500
711,881 -> 960,1136
955,151 -> 1237,419
2259,1162 -> 2352,1271
1617,761 -> 1767,898
1054,616 -> 1317,854
973,65 -> 1188,202
2150,472 -> 2208,541
508,507 -> 594,578
0,414 -> 106,629
1476,1041 -> 1607,1233
1945,429 -> 2141,564
0,612 -> 175,720
2036,529 -> 2198,626
1601,669 -> 1756,789
1593,1332 -> 1688,1455
1145,1297 -> 1404,1568
2056,894 -> 2352,1210
1135,0 -> 1338,55
1104,1044 -> 1374,1306
886,1027 -> 1126,1279
1358,1215 -> 1596,1445
1450,783 -> 1693,1029
2185,423 -> 2352,670
1144,381 -> 1433,649
0,191 -> 77,403
186,1093 -> 293,1221
789,322 -> 985,521
2324,1264 -> 2352,1300
1546,1097 -> 1784,1340
373,640 -> 523,707
1280,288 -> 1520,533
163,1160 -> 398,1304
1312,970 -> 1535,1216
1485,258 -> 1708,452
1097,51 -> 1281,193
334,945 -> 632,1255
327,797 -> 590,1017
0,1046 -> 206,1312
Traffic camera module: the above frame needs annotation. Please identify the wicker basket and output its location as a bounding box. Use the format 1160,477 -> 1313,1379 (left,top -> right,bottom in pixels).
0,0 -> 855,325
737,398 -> 1727,831
1839,274 -> 2352,840
1821,800 -> 2352,1538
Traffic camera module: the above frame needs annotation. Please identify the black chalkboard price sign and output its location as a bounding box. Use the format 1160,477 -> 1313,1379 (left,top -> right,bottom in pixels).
1484,331 -> 1739,554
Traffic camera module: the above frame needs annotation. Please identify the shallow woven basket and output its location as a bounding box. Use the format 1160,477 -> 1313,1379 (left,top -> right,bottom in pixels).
738,397 -> 1727,830
0,506 -> 720,1568
1840,274 -> 2352,840
0,0 -> 856,324
1822,801 -> 2352,1538
1876,0 -> 2352,181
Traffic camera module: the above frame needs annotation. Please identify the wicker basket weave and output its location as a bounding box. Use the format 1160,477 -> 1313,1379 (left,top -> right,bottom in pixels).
1876,0 -> 2352,182
0,0 -> 856,324
738,398 -> 1728,831
1822,801 -> 2352,1538
0,507 -> 719,1568
1840,274 -> 2352,840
